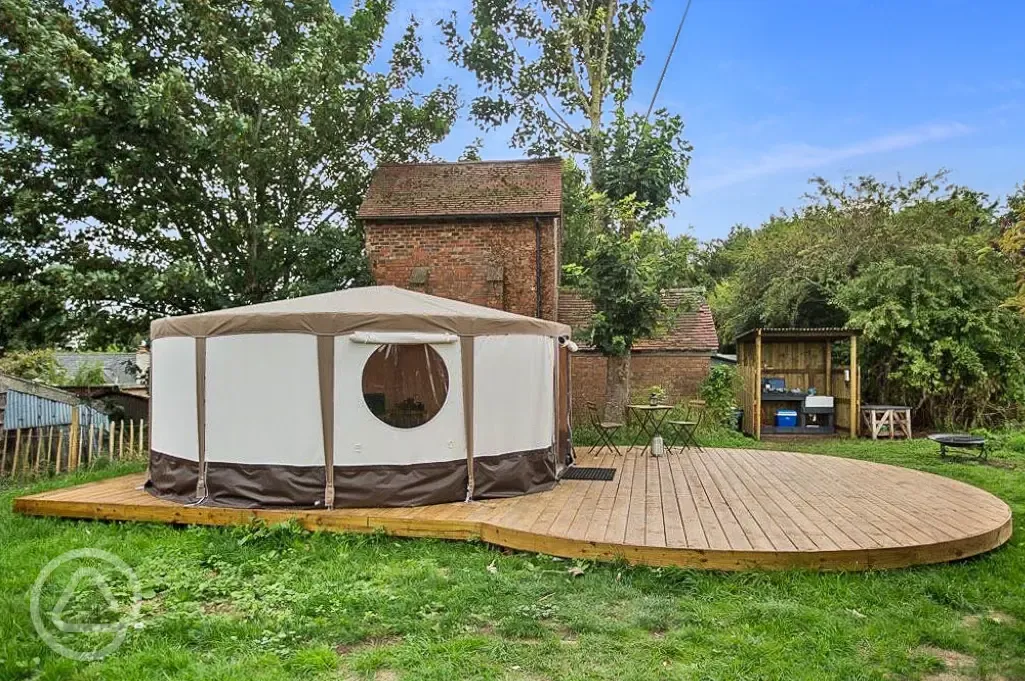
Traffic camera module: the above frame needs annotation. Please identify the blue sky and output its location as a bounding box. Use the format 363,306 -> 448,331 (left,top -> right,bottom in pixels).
378,0 -> 1024,242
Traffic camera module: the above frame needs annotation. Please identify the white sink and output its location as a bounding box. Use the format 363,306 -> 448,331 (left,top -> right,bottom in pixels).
804,395 -> 834,408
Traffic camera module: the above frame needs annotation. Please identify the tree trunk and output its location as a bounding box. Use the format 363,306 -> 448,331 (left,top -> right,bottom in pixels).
604,353 -> 631,423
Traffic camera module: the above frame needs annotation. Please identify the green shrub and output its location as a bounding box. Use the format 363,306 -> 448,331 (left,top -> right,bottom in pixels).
0,348 -> 67,384
999,432 -> 1025,453
67,360 -> 107,386
699,364 -> 740,429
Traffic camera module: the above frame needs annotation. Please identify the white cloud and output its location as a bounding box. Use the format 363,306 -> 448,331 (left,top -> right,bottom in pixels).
696,122 -> 973,192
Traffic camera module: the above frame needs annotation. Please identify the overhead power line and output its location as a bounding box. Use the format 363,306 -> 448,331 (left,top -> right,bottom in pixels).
645,0 -> 693,121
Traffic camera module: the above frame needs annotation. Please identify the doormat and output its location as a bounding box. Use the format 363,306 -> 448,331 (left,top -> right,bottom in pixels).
561,467 -> 616,481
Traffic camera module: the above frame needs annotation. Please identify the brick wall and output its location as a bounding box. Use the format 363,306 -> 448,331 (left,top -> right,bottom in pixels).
365,217 -> 559,321
570,352 -> 712,424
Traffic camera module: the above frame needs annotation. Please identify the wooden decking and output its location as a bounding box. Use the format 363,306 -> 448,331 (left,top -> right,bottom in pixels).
13,448 -> 1013,571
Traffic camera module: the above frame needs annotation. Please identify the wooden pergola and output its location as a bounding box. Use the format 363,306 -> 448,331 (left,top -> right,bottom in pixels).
736,328 -> 862,440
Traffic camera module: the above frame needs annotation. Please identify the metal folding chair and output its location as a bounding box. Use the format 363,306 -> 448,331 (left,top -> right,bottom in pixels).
586,401 -> 623,457
665,399 -> 705,453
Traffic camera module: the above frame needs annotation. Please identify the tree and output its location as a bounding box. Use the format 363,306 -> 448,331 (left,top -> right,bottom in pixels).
442,0 -> 693,419
592,106 -> 691,222
0,349 -> 68,384
699,224 -> 753,287
559,158 -> 594,276
67,361 -> 108,386
835,237 -> 1025,427
997,183 -> 1025,311
572,193 -> 699,419
710,173 -> 1025,428
0,0 -> 458,344
441,0 -> 650,174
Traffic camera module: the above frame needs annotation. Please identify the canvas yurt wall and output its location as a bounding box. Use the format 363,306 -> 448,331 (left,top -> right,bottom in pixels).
146,286 -> 572,509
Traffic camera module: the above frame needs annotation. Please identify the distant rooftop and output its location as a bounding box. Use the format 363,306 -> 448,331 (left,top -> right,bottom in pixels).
55,352 -> 144,387
357,158 -> 562,220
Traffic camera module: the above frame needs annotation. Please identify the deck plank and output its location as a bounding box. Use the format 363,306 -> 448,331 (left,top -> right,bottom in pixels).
12,448 -> 1013,572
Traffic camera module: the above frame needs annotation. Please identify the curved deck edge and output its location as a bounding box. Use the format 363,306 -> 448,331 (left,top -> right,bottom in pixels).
12,479 -> 1013,572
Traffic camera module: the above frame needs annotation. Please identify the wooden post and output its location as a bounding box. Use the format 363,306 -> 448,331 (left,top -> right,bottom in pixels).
737,341 -> 746,434
118,420 -> 125,461
69,408 -> 80,471
824,341 -> 832,394
23,430 -> 31,476
23,430 -> 32,476
754,330 -> 763,440
45,426 -> 54,474
849,334 -> 858,439
138,421 -> 146,459
24,430 -> 33,475
88,423 -> 95,468
55,429 -> 63,473
108,423 -> 115,460
129,420 -> 135,460
12,429 -> 21,478
0,430 -> 7,477
35,428 -> 44,474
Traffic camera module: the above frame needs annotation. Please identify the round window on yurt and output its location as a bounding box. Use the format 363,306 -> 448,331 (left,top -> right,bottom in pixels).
361,344 -> 450,428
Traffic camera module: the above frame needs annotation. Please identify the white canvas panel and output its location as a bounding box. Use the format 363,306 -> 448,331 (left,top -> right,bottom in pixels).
151,337 -> 199,461
334,335 -> 466,466
473,335 -> 554,457
205,334 -> 324,466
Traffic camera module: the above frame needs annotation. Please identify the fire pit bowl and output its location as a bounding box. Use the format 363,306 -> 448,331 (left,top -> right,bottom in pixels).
928,433 -> 987,460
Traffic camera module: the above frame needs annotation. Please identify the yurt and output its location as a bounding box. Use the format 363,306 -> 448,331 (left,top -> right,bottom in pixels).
146,286 -> 573,509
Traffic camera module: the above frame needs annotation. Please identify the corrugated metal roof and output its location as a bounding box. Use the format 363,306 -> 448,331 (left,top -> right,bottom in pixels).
2,389 -> 110,430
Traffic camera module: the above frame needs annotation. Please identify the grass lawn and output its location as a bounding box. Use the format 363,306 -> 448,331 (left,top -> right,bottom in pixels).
1,437 -> 1024,681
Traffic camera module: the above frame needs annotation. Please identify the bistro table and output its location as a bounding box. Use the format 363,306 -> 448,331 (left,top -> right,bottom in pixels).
626,404 -> 674,456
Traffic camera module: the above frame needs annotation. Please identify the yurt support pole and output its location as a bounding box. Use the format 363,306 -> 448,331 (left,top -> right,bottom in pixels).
552,337 -> 559,472
461,336 -> 475,501
194,337 -> 208,501
317,336 -> 335,509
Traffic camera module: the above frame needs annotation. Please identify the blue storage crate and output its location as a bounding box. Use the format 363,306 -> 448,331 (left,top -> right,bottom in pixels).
775,410 -> 798,428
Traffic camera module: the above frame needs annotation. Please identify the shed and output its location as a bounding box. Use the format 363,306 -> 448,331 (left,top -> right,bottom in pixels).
735,328 -> 862,439
0,373 -> 111,432
61,386 -> 149,423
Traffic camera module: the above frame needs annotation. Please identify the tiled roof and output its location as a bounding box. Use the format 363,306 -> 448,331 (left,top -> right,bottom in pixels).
55,353 -> 144,387
357,158 -> 562,220
558,288 -> 720,352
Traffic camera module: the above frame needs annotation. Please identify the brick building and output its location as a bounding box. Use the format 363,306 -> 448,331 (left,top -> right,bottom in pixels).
359,159 -> 719,424
557,288 -> 720,417
358,158 -> 561,321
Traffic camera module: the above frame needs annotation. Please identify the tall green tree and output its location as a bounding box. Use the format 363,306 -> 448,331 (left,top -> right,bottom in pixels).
0,0 -> 458,345
442,0 -> 693,419
711,173 -> 1025,427
441,0 -> 649,172
997,183 -> 1025,311
571,194 -> 698,418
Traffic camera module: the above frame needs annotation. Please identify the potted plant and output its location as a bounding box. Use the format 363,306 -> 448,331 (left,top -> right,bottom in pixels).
648,385 -> 667,406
